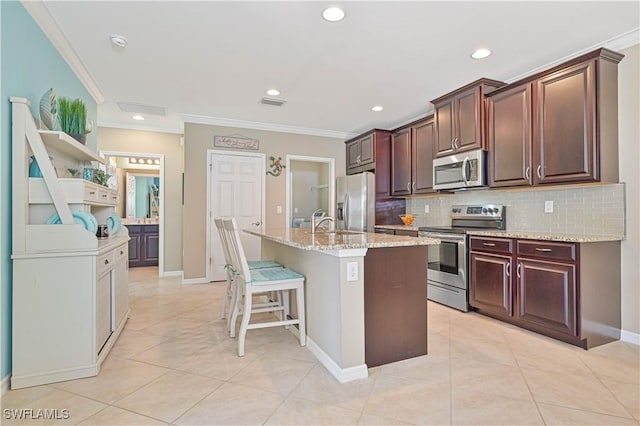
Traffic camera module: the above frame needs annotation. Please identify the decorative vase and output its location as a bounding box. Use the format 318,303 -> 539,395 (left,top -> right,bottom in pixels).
68,133 -> 87,145
29,156 -> 43,178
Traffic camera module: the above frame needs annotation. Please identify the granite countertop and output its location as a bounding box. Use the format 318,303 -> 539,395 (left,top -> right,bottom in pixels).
245,228 -> 439,251
374,224 -> 420,232
467,230 -> 623,243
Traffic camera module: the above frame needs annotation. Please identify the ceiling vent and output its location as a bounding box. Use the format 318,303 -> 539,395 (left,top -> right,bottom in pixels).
260,97 -> 287,107
117,102 -> 167,116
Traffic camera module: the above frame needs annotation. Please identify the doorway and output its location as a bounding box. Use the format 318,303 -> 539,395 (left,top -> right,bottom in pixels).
100,150 -> 165,276
207,150 -> 266,282
286,155 -> 335,229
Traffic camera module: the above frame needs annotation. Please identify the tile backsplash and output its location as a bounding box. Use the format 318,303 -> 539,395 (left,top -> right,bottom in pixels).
406,183 -> 626,238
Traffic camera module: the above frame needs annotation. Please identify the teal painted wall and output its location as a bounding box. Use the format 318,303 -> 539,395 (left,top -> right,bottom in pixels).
0,1 -> 97,380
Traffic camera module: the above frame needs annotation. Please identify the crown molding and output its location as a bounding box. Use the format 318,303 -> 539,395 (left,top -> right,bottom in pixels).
21,1 -> 105,104
181,114 -> 355,140
506,28 -> 640,84
98,121 -> 183,135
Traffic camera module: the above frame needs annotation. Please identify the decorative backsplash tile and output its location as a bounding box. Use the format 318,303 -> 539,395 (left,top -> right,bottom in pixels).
406,183 -> 626,238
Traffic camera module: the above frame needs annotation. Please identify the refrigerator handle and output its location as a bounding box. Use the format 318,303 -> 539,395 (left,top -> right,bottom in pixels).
344,193 -> 350,231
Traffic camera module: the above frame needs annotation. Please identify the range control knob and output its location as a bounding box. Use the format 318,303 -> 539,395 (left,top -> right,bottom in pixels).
482,208 -> 487,214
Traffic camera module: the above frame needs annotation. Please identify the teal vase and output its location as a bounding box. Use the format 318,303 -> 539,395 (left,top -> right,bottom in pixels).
29,156 -> 43,178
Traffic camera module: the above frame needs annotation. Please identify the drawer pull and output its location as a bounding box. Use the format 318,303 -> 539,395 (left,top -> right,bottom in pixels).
120,250 -> 124,255
535,248 -> 552,252
482,242 -> 496,247
89,191 -> 95,195
104,259 -> 109,265
102,194 -> 108,198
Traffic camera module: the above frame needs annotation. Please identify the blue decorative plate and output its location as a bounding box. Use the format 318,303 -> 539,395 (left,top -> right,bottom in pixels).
46,210 -> 98,234
106,214 -> 122,235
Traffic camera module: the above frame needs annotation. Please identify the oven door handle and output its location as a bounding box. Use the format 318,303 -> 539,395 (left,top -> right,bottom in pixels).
419,232 -> 466,243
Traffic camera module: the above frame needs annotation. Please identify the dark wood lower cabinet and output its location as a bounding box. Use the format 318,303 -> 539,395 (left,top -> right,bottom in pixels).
517,259 -> 577,336
364,246 -> 427,367
126,224 -> 159,267
469,237 -> 621,349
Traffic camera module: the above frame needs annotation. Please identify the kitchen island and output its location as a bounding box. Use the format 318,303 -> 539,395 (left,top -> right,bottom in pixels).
245,228 -> 439,382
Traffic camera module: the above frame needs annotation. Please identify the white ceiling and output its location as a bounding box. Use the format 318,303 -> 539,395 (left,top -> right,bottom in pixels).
30,1 -> 640,138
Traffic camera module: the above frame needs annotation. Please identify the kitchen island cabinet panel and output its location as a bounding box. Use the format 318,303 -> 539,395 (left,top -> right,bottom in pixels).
364,246 -> 428,367
470,252 -> 513,317
127,224 -> 159,267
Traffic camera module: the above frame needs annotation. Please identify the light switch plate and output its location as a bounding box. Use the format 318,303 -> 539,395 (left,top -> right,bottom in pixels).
424,204 -> 430,213
276,205 -> 283,214
544,200 -> 554,213
347,262 -> 358,281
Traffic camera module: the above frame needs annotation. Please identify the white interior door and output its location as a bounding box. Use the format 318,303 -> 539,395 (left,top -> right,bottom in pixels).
209,151 -> 264,281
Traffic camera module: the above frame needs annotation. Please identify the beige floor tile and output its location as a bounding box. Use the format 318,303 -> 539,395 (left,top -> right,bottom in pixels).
451,357 -> 533,401
512,345 -> 594,377
426,331 -> 451,356
451,388 -> 543,425
357,413 -> 412,425
78,406 -> 167,425
449,315 -> 507,344
363,374 -> 451,425
263,335 -> 318,363
107,329 -> 173,359
265,396 -> 360,425
603,380 -> 640,420
537,402 -> 640,425
174,382 -> 283,425
176,346 -> 260,381
140,317 -> 211,338
129,336 -> 213,369
114,370 -> 223,422
292,364 -> 376,412
2,388 -> 106,425
0,385 -> 56,408
124,310 -> 178,332
229,355 -> 315,396
580,350 -> 640,385
377,354 -> 450,386
450,335 -> 517,366
51,358 -> 169,404
521,367 -> 631,417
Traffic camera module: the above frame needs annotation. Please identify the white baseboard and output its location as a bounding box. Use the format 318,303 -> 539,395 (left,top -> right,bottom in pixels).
181,276 -> 211,285
1,374 -> 9,396
621,329 -> 640,346
305,336 -> 368,383
161,270 -> 182,278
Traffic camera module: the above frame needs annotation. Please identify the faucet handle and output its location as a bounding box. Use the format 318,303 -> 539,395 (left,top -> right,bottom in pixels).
312,209 -> 325,218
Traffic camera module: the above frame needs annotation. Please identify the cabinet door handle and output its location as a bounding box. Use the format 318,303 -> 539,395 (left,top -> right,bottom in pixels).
451,139 -> 455,150
536,165 -> 542,179
104,259 -> 109,265
525,166 -> 531,180
516,263 -> 522,278
120,250 -> 124,255
356,154 -> 361,164
482,242 -> 496,247
251,221 -> 261,226
535,248 -> 552,252
412,182 -> 416,191
454,138 -> 459,149
506,262 -> 510,277
407,182 -> 411,192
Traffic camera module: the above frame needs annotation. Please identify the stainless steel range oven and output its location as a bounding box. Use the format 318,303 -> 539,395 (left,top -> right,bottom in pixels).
419,204 -> 505,312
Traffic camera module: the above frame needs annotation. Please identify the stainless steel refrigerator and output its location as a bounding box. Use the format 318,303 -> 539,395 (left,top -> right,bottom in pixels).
336,172 -> 376,232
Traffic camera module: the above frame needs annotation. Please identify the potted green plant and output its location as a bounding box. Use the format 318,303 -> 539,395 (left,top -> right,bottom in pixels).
57,97 -> 90,144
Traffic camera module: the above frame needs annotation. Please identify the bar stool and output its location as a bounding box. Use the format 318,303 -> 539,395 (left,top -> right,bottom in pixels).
222,217 -> 306,356
213,218 -> 281,333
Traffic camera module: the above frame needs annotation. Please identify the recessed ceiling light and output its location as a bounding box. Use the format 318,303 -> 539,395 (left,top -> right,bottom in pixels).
372,106 -> 384,112
322,7 -> 345,22
132,114 -> 145,121
471,48 -> 492,59
110,34 -> 127,48
266,89 -> 280,96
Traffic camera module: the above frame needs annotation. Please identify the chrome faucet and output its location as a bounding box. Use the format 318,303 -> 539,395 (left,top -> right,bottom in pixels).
311,209 -> 335,234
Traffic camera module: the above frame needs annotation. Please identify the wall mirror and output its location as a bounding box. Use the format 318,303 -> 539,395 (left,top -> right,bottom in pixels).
126,172 -> 160,218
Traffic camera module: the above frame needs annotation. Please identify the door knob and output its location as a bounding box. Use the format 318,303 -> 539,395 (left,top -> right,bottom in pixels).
251,221 -> 261,226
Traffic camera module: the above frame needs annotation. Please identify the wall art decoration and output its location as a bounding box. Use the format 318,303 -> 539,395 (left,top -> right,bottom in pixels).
214,135 -> 259,150
266,156 -> 285,177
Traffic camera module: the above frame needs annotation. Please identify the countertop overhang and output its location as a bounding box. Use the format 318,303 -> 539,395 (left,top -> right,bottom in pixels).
245,228 -> 439,251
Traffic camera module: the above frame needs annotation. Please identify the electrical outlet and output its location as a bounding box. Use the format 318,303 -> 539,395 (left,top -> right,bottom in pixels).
347,262 -> 358,281
294,207 -> 298,214
424,204 -> 430,214
544,200 -> 554,213
276,205 -> 283,214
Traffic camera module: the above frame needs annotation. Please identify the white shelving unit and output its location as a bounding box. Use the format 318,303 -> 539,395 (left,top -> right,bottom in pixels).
10,97 -> 130,389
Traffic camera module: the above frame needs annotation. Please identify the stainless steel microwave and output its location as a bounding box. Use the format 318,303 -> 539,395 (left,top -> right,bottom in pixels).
433,149 -> 487,190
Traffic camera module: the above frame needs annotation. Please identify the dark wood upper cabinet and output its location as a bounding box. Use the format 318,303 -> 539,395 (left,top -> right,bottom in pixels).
487,84 -> 532,187
432,78 -> 504,158
391,116 -> 437,196
534,60 -> 596,184
487,48 -> 623,188
345,130 -> 390,176
391,128 -> 412,195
